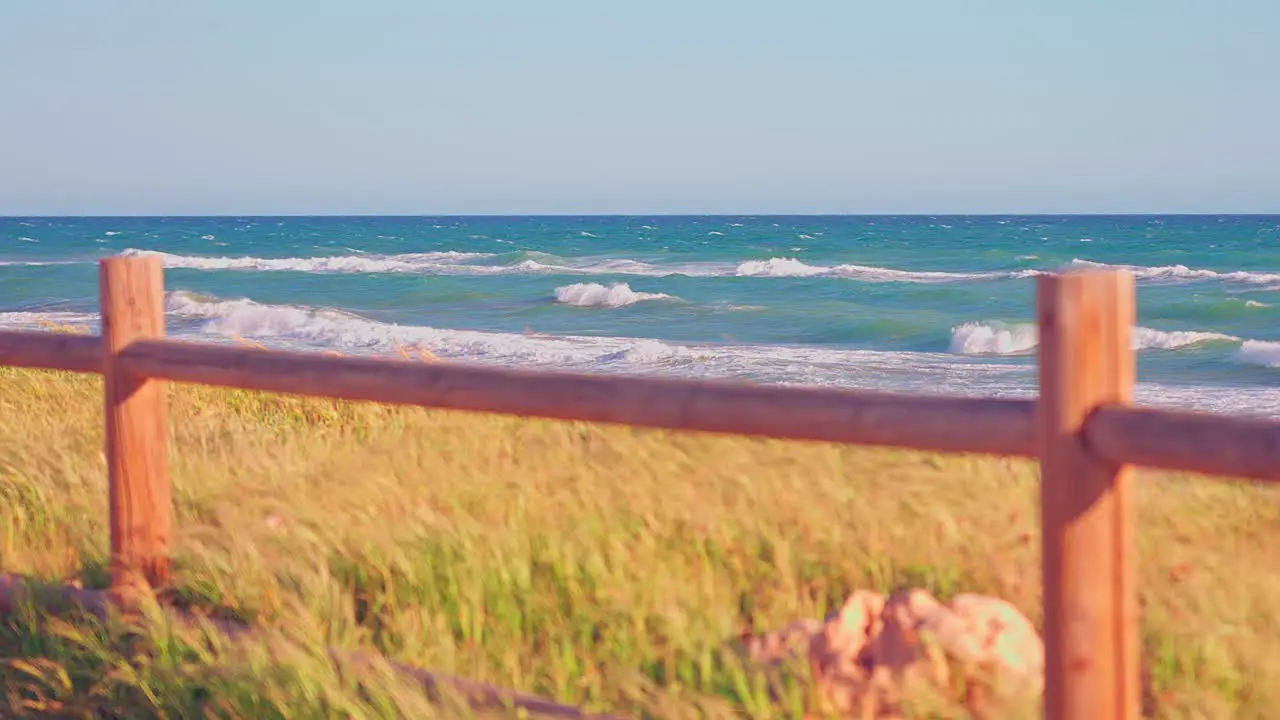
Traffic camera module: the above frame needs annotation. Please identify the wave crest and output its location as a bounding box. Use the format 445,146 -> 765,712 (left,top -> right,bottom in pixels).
121,249 -> 1033,283
734,257 -> 1026,282
1238,340 -> 1280,368
950,322 -> 1240,355
735,258 -> 828,277
124,248 -> 495,275
553,283 -> 674,308
1072,259 -> 1280,285
949,322 -> 1038,355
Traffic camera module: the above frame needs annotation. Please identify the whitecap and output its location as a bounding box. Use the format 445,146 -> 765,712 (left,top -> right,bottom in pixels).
552,282 -> 674,308
950,322 -> 1239,355
734,257 -> 1024,283
122,248 -> 500,274
0,310 -> 98,330
88,290 -> 1280,418
1237,340 -> 1280,368
949,322 -> 1038,355
735,258 -> 828,277
1071,259 -> 1280,286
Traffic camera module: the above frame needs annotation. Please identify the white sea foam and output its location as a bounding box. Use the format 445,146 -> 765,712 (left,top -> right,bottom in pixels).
123,248 -> 497,274
164,292 -> 714,369
598,339 -> 695,364
832,263 -> 1029,283
122,248 -> 1280,286
165,293 -> 1280,416
0,260 -> 77,266
159,292 -> 1030,389
949,322 -> 1038,355
119,248 -> 718,278
950,322 -> 1239,355
97,249 -> 1280,288
735,257 -> 1033,283
114,249 -> 1046,283
1071,259 -> 1280,285
8,295 -> 1277,416
1134,327 -> 1240,349
0,310 -> 97,330
1246,300 -> 1270,308
1237,340 -> 1280,368
552,282 -> 674,308
735,258 -> 828,277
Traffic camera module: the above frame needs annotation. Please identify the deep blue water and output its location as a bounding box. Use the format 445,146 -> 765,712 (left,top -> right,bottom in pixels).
3,215 -> 1279,416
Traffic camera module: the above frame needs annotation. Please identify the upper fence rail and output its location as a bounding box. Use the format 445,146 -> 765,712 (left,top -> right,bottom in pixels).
2,311 -> 1279,482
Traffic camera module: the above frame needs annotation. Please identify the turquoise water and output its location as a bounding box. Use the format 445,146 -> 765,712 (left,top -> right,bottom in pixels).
3,215 -> 1279,416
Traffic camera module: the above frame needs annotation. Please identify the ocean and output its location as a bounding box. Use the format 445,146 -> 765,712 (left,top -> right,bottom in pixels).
3,215 -> 1279,417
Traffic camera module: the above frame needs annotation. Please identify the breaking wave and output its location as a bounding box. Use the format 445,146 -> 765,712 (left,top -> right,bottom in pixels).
0,260 -> 79,267
552,283 -> 675,308
120,249 -> 1041,283
5,294 -> 1279,417
123,248 -> 499,274
948,322 -> 1039,355
734,257 -> 1037,283
950,322 -> 1240,355
158,292 -> 1026,390
121,248 -> 713,278
1237,340 -> 1280,368
0,310 -> 97,330
1071,259 -> 1280,285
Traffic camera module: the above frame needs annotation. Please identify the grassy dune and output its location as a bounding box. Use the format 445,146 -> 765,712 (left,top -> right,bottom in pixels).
2,365 -> 1280,718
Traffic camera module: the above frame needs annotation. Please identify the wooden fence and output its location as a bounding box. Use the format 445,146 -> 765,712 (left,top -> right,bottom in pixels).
2,255 -> 1280,720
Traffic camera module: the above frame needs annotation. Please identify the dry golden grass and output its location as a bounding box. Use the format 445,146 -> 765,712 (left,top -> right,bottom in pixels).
2,365 -> 1279,718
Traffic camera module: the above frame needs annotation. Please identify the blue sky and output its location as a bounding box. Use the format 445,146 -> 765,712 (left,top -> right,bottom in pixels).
2,1 -> 1277,215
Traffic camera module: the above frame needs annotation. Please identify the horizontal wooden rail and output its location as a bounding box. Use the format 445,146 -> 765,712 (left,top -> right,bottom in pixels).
118,338 -> 1038,456
6,327 -> 1280,482
1088,405 -> 1280,483
0,330 -> 101,373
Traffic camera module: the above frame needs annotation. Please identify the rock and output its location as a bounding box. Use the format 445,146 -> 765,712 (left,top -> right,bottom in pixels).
733,619 -> 825,706
934,594 -> 1043,689
743,619 -> 825,666
867,589 -> 954,713
805,589 -> 1043,718
926,593 -> 1044,714
807,590 -> 886,718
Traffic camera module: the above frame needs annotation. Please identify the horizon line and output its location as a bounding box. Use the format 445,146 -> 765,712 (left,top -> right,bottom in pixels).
4,211 -> 1280,219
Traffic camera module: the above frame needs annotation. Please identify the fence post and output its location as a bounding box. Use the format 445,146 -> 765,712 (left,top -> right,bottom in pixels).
100,256 -> 172,608
1037,269 -> 1139,720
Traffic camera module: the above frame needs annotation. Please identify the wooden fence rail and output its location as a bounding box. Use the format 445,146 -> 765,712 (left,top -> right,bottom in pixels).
2,255 -> 1279,720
